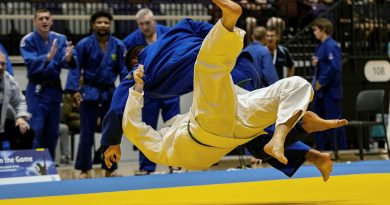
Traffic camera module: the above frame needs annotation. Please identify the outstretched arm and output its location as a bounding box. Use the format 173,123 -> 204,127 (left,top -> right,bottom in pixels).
122,66 -> 166,164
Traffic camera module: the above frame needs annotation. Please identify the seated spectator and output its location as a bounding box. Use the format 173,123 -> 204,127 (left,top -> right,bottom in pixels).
58,93 -> 80,164
62,93 -> 80,134
0,43 -> 14,76
0,52 -> 34,150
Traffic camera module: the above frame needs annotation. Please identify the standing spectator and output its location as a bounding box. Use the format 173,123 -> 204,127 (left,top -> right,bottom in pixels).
123,8 -> 170,49
0,52 -> 34,150
266,25 -> 296,79
20,9 -> 76,160
65,11 -> 128,179
103,8 -> 180,176
311,18 -> 347,150
0,43 -> 14,75
242,26 -> 278,86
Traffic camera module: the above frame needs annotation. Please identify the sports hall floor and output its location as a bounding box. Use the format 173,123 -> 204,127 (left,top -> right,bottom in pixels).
1,150 -> 390,205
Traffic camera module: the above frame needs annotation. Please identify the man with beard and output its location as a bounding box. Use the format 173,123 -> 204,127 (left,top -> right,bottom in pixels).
65,11 -> 128,179
20,9 -> 76,160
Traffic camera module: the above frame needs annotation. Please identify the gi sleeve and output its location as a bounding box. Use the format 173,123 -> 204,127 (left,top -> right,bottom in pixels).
20,38 -> 51,79
58,37 -> 77,70
101,78 -> 134,145
122,87 -> 164,164
117,42 -> 129,81
317,45 -> 341,87
65,42 -> 83,92
9,76 -> 31,120
261,52 -> 279,86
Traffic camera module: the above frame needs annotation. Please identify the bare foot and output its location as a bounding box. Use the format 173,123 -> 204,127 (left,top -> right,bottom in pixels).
264,138 -> 288,164
213,0 -> 242,31
302,111 -> 348,134
306,149 -> 333,182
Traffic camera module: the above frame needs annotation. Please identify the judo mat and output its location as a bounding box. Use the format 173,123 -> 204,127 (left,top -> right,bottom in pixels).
1,160 -> 390,205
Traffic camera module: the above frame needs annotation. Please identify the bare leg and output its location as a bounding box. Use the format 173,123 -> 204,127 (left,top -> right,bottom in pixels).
264,111 -> 303,164
302,111 -> 348,133
213,0 -> 242,31
306,149 -> 333,182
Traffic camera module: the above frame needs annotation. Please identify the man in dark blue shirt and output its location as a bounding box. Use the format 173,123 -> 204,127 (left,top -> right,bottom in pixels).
266,26 -> 296,79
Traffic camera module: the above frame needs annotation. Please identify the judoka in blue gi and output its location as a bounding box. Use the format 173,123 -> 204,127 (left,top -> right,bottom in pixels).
112,8 -> 180,175
122,8 -> 170,50
102,13 -> 347,180
242,26 -> 278,87
0,43 -> 14,75
311,18 -> 347,151
20,9 -> 76,160
65,11 -> 128,179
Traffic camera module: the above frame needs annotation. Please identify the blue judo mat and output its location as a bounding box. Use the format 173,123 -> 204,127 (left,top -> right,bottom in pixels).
1,160 -> 390,199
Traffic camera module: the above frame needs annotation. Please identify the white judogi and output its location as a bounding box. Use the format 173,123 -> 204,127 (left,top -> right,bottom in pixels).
122,20 -> 313,170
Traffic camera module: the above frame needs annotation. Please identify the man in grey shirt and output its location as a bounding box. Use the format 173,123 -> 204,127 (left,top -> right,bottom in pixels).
0,52 -> 33,150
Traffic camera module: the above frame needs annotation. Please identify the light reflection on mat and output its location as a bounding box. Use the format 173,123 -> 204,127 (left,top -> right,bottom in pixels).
1,160 -> 390,205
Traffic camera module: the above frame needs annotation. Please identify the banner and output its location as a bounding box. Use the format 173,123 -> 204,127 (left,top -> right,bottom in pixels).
0,149 -> 60,185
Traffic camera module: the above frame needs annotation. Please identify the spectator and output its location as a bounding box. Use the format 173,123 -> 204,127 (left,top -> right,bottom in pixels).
58,93 -> 80,165
0,43 -> 14,75
311,18 -> 347,150
20,9 -> 76,160
0,52 -> 34,151
62,93 -> 80,134
65,11 -> 128,179
123,8 -> 170,49
266,25 -> 296,79
242,26 -> 278,86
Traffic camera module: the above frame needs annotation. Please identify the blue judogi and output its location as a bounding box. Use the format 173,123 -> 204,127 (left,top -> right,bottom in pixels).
134,20 -> 263,97
65,33 -> 128,171
243,41 -> 279,86
121,23 -> 179,172
312,36 -> 346,150
122,24 -> 170,49
102,19 -> 310,176
0,43 -> 14,75
20,31 -> 77,159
